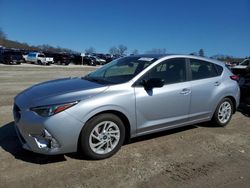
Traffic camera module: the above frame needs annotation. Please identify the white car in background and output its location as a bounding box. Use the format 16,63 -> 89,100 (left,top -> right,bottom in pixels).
231,59 -> 250,75
26,52 -> 54,65
94,56 -> 106,65
232,59 -> 250,69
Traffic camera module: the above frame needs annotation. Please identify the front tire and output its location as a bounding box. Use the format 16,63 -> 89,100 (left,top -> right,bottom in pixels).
211,98 -> 233,127
80,113 -> 125,160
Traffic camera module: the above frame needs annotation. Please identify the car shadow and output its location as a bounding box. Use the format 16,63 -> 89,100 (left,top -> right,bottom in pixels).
0,122 -> 66,164
66,125 -> 198,161
129,125 -> 197,144
0,121 -> 209,163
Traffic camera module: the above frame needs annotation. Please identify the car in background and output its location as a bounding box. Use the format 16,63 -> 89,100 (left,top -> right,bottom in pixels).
0,50 -> 24,65
26,52 -> 53,65
54,53 -> 73,65
84,56 -> 98,66
94,53 -> 110,64
231,59 -> 250,75
238,73 -> 250,116
225,61 -> 240,68
72,54 -> 82,65
44,52 -> 73,65
22,52 -> 29,62
43,52 -> 55,64
13,54 -> 240,159
92,56 -> 106,65
105,54 -> 113,63
72,54 -> 97,66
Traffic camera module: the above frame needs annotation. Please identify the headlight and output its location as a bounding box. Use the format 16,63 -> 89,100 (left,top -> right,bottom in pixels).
30,101 -> 78,117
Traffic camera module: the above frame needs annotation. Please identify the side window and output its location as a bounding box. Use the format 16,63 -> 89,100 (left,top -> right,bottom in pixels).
143,58 -> 187,85
190,59 -> 218,80
214,64 -> 223,75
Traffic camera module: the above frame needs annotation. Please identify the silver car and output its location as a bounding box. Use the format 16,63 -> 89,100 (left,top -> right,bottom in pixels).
13,54 -> 240,159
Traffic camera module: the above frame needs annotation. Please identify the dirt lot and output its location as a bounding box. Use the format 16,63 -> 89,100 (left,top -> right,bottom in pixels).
0,64 -> 250,188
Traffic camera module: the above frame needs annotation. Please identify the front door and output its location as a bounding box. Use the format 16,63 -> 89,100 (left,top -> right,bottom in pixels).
134,58 -> 191,135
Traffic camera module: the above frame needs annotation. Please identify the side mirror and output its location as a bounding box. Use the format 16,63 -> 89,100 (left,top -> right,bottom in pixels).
141,78 -> 164,90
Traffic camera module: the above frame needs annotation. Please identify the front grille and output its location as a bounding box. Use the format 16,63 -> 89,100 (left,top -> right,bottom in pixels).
13,104 -> 21,122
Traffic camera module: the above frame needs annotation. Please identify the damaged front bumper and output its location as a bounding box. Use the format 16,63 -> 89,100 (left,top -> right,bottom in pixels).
13,103 -> 84,155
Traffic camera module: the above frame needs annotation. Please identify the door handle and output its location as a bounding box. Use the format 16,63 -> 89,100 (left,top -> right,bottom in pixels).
180,88 -> 191,95
214,81 -> 221,86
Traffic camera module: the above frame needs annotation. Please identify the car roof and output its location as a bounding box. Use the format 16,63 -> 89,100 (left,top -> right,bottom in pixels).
130,54 -> 172,59
130,54 -> 225,66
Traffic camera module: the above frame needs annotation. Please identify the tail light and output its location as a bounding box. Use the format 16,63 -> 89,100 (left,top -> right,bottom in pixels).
230,75 -> 239,81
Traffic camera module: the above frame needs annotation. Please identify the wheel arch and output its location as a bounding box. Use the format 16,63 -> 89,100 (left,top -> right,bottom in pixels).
224,95 -> 237,113
212,95 -> 237,116
77,109 -> 132,152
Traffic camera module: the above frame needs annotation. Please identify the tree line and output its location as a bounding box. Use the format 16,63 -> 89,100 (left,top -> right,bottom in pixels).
0,28 -> 246,62
0,28 -> 76,53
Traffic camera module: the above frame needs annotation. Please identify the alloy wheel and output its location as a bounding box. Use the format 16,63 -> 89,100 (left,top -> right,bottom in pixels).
89,121 -> 120,155
218,101 -> 232,124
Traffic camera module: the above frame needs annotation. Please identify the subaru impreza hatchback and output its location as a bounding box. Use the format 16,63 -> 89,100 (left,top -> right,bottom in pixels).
13,54 -> 240,159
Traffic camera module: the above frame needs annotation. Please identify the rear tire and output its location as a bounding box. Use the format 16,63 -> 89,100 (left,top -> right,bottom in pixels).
80,113 -> 125,160
211,98 -> 233,127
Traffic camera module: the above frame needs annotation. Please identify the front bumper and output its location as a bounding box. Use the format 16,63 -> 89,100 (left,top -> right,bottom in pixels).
13,103 -> 84,155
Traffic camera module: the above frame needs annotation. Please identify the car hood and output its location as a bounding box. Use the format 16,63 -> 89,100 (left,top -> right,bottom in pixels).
15,77 -> 108,108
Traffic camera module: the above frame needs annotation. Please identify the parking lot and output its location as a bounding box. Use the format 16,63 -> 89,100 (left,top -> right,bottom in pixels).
0,64 -> 250,188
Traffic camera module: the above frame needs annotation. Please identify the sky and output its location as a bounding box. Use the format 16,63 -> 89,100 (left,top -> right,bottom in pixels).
0,0 -> 249,57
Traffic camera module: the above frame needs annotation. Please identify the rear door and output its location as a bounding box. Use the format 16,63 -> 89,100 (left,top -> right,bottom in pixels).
187,58 -> 223,120
134,58 -> 191,134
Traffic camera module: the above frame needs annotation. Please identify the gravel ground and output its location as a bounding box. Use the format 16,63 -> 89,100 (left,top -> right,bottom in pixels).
0,64 -> 250,188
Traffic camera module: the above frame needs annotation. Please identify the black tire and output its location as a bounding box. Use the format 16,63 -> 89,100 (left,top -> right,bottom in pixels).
37,60 -> 42,65
211,98 -> 234,127
80,113 -> 125,160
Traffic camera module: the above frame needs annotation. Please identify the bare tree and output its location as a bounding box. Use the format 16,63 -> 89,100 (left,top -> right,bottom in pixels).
109,46 -> 119,55
118,44 -> 128,56
0,28 -> 7,45
85,47 -> 96,54
198,49 -> 205,57
131,49 -> 139,55
0,28 -> 7,40
146,48 -> 166,54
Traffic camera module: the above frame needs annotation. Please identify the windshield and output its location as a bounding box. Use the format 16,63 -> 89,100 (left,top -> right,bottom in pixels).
84,56 -> 157,84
